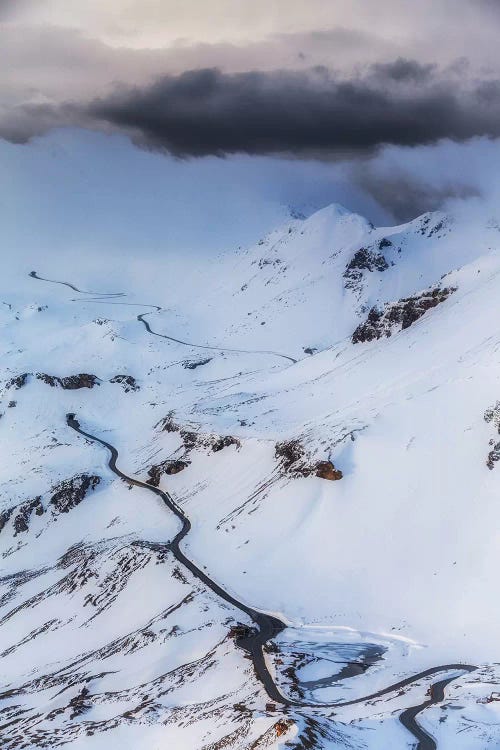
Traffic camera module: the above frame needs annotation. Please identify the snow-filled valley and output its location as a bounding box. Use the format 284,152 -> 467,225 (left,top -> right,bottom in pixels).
1,203 -> 499,749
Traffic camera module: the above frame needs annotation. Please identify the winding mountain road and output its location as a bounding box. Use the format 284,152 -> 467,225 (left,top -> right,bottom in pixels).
136,309 -> 298,364
29,271 -> 125,298
30,270 -> 297,364
66,415 -> 476,749
67,414 -> 288,705
29,269 -> 478,746
398,673 -> 474,750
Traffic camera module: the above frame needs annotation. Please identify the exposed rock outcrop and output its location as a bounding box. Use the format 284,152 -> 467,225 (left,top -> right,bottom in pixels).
275,440 -> 342,481
275,720 -> 293,738
68,687 -> 92,719
352,285 -> 456,344
0,506 -> 14,533
13,497 -> 44,535
275,439 -> 306,474
158,412 -> 240,454
109,374 -> 139,392
5,373 -> 29,390
146,460 -> 189,487
163,461 -> 188,476
147,430 -> 240,486
182,358 -> 212,370
211,435 -> 241,452
228,623 -> 255,640
416,213 -> 453,239
484,401 -> 500,470
60,374 -> 99,389
1,475 -> 101,538
49,474 -> 101,513
343,244 -> 390,292
36,373 -> 100,389
180,430 -> 198,450
159,412 -> 180,433
487,443 -> 500,470
5,372 -> 103,392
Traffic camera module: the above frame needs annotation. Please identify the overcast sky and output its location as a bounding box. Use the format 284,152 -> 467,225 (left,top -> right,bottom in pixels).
2,0 -> 500,255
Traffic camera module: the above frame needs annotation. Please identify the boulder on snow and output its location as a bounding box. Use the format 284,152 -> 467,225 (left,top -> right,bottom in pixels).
315,461 -> 343,481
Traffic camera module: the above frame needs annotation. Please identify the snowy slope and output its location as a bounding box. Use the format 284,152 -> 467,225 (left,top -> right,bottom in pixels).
1,203 -> 499,749
146,204 -> 500,357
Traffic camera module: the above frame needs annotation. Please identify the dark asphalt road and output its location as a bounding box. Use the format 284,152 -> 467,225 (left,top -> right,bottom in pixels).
137,310 -> 298,364
66,415 -> 477,749
27,267 -> 480,748
67,414 -> 288,705
29,270 -> 125,298
399,671 -> 476,750
30,269 -> 297,364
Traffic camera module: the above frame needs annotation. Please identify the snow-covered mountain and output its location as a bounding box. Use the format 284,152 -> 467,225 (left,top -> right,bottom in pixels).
1,203 -> 499,749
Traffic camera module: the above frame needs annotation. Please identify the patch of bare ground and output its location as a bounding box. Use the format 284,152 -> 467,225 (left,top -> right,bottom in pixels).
275,440 -> 342,481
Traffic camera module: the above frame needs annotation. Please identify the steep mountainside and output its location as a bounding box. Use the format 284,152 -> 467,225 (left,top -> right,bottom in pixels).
1,204 -> 499,749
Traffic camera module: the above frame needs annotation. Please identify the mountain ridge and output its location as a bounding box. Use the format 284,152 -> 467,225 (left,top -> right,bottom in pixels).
1,202 -> 499,748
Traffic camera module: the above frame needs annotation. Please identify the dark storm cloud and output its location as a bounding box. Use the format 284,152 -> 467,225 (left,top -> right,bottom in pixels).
369,58 -> 437,83
351,170 -> 481,222
79,64 -> 500,157
5,61 -> 500,159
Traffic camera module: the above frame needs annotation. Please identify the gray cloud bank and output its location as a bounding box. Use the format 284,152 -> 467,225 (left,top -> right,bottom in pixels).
5,62 -> 500,159
2,1 -> 500,224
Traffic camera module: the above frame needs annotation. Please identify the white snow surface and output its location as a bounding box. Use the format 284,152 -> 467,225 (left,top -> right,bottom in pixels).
1,203 -> 499,748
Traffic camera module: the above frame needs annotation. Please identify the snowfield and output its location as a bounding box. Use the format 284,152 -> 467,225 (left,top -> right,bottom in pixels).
1,203 -> 499,748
